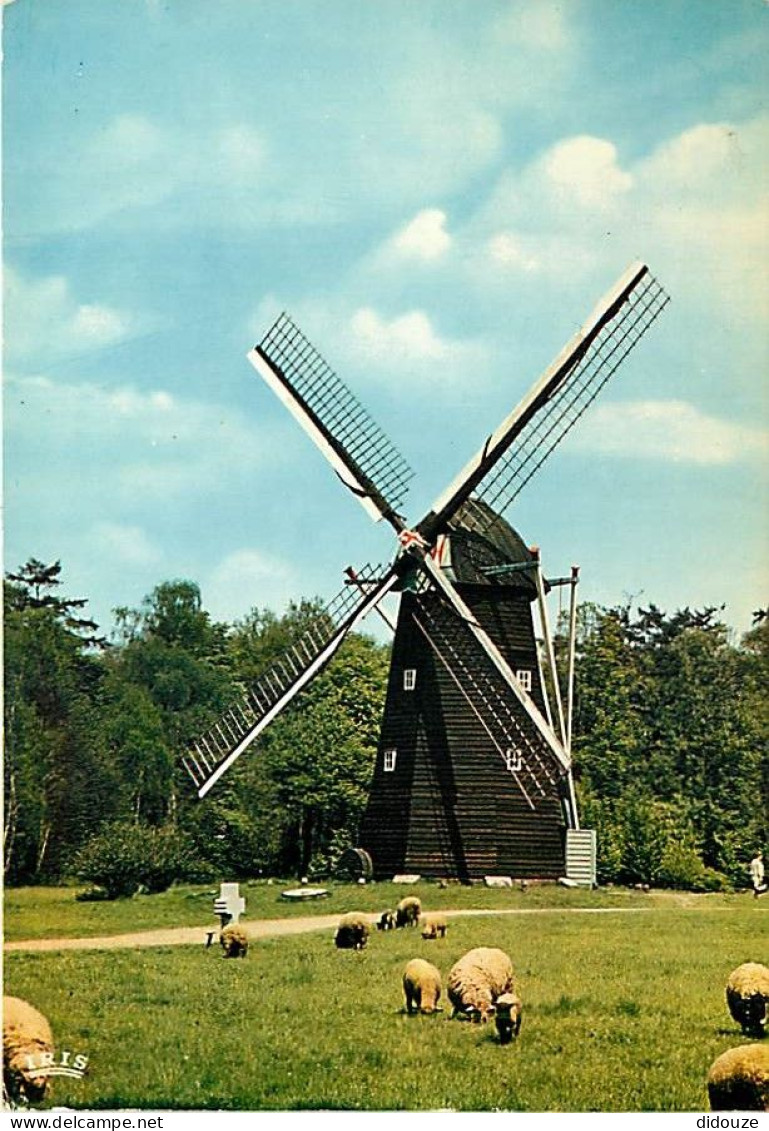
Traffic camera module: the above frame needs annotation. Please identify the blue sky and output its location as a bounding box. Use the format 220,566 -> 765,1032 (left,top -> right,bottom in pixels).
3,0 -> 768,640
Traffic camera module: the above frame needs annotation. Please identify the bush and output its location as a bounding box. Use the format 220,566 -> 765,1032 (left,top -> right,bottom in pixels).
656,838 -> 711,890
578,790 -> 731,891
71,822 -> 199,899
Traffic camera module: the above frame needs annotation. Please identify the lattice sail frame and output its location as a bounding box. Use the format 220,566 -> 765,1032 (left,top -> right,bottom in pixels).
183,563 -> 397,797
412,593 -> 564,810
420,264 -> 669,541
249,313 -> 413,526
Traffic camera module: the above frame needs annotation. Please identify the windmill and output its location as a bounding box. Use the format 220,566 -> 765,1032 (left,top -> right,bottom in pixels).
182,262 -> 669,881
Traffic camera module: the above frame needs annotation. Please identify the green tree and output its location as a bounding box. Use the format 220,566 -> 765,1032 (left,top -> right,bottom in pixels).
572,604 -> 647,800
221,629 -> 390,877
3,562 -> 113,879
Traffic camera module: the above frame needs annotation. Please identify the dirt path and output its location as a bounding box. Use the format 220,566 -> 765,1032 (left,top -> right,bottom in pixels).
4,905 -> 666,953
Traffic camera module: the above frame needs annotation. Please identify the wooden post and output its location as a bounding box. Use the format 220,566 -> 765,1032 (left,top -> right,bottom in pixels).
565,566 -> 581,830
566,566 -> 580,755
532,548 -> 568,751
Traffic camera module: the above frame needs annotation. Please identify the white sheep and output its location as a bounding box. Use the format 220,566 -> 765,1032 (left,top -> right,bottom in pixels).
448,947 -> 516,1023
707,1043 -> 769,1111
220,924 -> 249,958
395,896 -> 422,928
334,912 -> 370,950
420,914 -> 448,940
402,959 -> 442,1014
3,996 -> 54,1106
726,962 -> 769,1036
494,992 -> 523,1044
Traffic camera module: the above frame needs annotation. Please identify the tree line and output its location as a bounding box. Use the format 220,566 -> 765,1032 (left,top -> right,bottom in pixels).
3,557 -> 766,892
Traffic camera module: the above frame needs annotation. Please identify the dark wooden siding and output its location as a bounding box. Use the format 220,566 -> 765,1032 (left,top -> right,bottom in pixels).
359,584 -> 566,880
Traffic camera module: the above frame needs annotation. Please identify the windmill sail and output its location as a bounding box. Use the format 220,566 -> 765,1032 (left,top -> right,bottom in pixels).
418,549 -> 571,773
183,563 -> 398,797
412,597 -> 565,809
419,262 -> 669,541
249,313 -> 413,528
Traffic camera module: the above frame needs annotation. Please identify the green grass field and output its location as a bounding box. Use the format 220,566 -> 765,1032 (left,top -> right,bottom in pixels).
2,879 -> 750,941
4,890 -> 766,1111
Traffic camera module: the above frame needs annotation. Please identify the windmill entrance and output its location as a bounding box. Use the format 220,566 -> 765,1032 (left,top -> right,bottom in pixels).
181,263 -> 669,882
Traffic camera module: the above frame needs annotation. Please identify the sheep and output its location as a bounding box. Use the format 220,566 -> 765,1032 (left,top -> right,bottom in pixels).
220,924 -> 248,958
334,912 -> 370,950
494,992 -> 523,1044
707,1043 -> 769,1112
3,996 -> 55,1106
726,962 -> 769,1036
395,895 -> 422,928
448,947 -> 516,1022
420,914 -> 448,940
402,959 -> 442,1015
377,910 -> 396,931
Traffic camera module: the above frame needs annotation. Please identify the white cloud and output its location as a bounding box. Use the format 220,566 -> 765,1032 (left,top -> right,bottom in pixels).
15,112 -> 274,233
638,122 -> 749,196
463,112 -> 769,326
101,114 -> 164,164
91,522 -> 162,567
204,548 -> 300,623
570,400 -> 769,465
540,136 -> 633,210
486,232 -> 540,273
633,115 -> 769,321
5,268 -> 133,363
4,372 -> 276,500
467,134 -> 635,279
218,125 -> 266,180
390,209 -> 452,262
491,1 -> 569,51
351,307 -> 459,364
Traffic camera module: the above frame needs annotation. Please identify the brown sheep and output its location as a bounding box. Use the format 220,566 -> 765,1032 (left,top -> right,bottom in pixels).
726,962 -> 769,1036
220,924 -> 248,958
3,996 -> 55,1106
494,992 -> 523,1044
448,947 -> 516,1022
334,912 -> 370,950
395,895 -> 422,928
707,1043 -> 769,1111
403,959 -> 442,1014
420,914 -> 448,939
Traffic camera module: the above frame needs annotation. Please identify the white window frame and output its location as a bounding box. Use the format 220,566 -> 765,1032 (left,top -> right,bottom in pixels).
516,668 -> 532,693
505,748 -> 523,773
384,748 -> 397,772
403,668 -> 417,691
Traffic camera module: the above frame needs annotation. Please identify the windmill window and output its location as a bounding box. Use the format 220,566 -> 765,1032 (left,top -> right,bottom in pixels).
403,668 -> 417,691
384,748 -> 397,772
506,748 -> 523,773
516,669 -> 533,693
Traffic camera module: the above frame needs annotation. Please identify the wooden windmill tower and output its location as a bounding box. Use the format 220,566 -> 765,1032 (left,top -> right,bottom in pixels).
182,262 -> 669,881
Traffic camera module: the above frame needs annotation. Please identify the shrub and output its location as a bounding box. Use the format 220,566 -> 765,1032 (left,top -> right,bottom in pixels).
656,838 -> 710,890
71,822 -> 199,899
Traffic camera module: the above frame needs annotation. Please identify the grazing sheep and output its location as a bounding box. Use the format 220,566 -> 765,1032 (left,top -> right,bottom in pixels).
726,963 -> 769,1036
3,997 -> 54,1106
707,1043 -> 769,1112
448,947 -> 516,1022
377,910 -> 396,931
220,924 -> 248,958
420,914 -> 448,940
403,959 -> 442,1014
395,896 -> 422,928
494,992 -> 523,1044
334,912 -> 370,950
